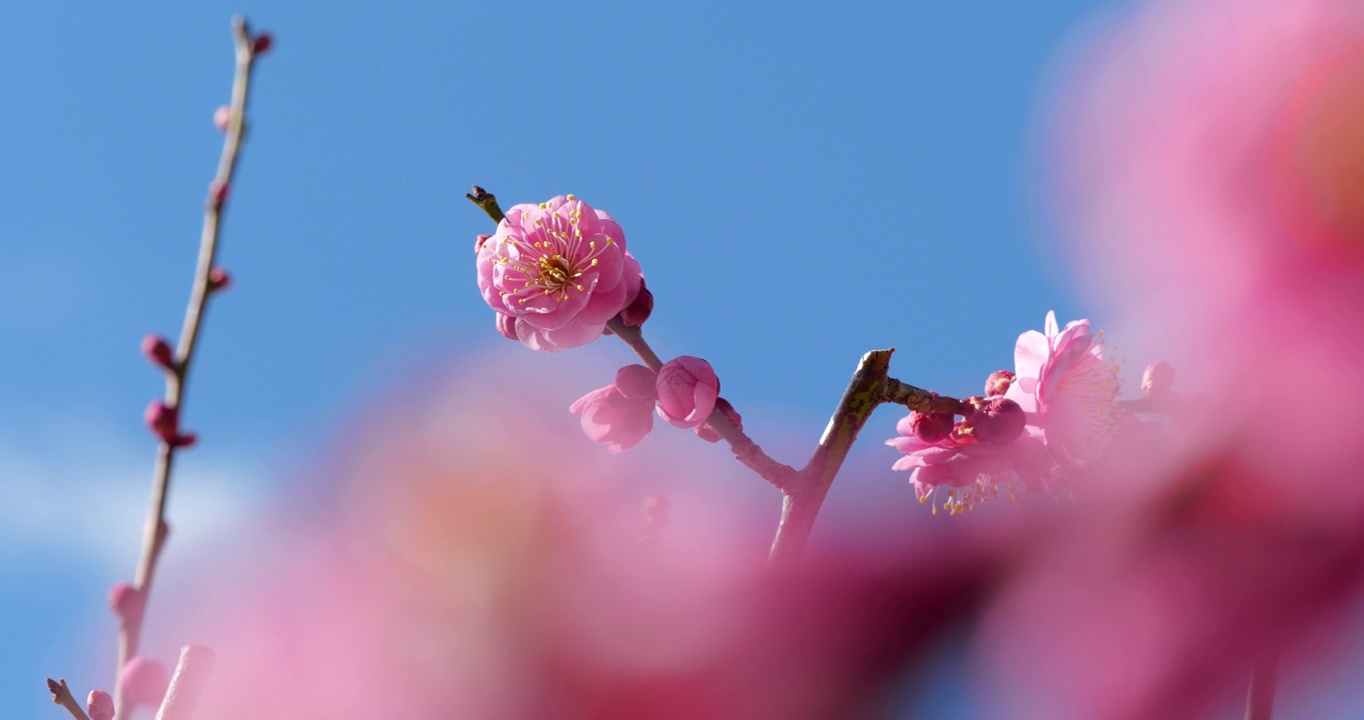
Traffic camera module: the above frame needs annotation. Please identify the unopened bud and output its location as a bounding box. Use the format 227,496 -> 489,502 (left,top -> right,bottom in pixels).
695,397 -> 742,443
252,32 -> 274,55
984,369 -> 1015,397
119,657 -> 169,708
86,689 -> 114,720
141,334 -> 175,370
620,281 -> 654,327
1141,360 -> 1176,398
958,396 -> 1026,444
907,410 -> 955,443
171,432 -> 198,449
143,401 -> 179,444
212,105 -> 231,131
207,180 -> 229,211
207,267 -> 232,291
108,582 -> 145,627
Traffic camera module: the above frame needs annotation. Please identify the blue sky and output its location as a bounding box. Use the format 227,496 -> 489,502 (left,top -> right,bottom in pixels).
9,1 -> 1327,717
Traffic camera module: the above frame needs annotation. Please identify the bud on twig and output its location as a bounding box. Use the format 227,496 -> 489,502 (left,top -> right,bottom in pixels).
87,689 -> 114,720
141,335 -> 175,371
207,268 -> 232,292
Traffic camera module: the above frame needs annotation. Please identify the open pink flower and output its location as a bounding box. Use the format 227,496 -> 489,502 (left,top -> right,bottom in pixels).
1006,311 -> 1123,467
569,365 -> 657,453
477,195 -> 643,352
655,356 -> 719,429
888,414 -> 1056,514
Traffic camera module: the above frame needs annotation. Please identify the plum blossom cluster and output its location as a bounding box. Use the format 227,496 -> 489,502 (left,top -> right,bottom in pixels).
888,311 -> 1127,514
570,357 -> 742,452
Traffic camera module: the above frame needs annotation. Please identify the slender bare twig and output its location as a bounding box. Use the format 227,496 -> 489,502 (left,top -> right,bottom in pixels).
155,645 -> 217,720
45,679 -> 92,720
116,17 -> 267,718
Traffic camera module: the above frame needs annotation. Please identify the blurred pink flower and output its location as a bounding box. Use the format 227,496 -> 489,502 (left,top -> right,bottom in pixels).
477,195 -> 643,352
1006,311 -> 1123,467
120,656 -> 169,708
569,365 -> 658,453
655,356 -> 719,429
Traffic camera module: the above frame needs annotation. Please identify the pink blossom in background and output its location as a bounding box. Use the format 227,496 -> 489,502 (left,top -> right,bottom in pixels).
477,195 -> 643,352
1005,311 -> 1123,468
887,414 -> 1055,514
119,656 -> 169,709
569,365 -> 658,453
654,356 -> 719,429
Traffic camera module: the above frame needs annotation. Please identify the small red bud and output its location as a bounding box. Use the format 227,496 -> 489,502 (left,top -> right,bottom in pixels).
212,105 -> 231,131
1141,360 -> 1176,398
908,410 -> 955,443
252,32 -> 274,55
143,401 -> 179,444
108,581 -> 145,627
620,281 -> 654,328
984,369 -> 1016,397
207,267 -> 232,291
140,334 -> 175,370
171,432 -> 198,449
86,689 -> 114,720
208,180 -> 229,211
958,396 -> 1026,444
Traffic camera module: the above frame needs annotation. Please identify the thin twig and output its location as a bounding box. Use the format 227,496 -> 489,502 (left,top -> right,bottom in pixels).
45,679 -> 92,720
156,645 -> 216,720
117,16 -> 266,719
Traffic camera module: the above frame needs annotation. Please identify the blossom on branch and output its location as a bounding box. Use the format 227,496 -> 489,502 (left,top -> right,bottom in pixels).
569,365 -> 658,453
655,356 -> 720,429
1006,310 -> 1123,467
477,195 -> 643,352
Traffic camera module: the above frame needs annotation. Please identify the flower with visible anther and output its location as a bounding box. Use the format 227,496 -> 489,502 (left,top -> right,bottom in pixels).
477,195 -> 643,352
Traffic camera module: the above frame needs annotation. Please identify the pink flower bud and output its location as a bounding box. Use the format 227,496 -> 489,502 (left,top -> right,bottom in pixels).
119,656 -> 169,708
208,180 -> 229,211
144,401 -> 179,444
655,356 -> 720,429
570,369 -> 657,454
212,105 -> 231,131
171,432 -> 198,449
1141,360 -> 1176,398
614,364 -> 658,400
207,267 -> 232,291
907,410 -> 954,443
984,369 -> 1016,397
958,396 -> 1026,444
86,689 -> 114,720
695,397 -> 742,443
620,280 -> 654,327
108,582 -> 145,627
141,334 -> 175,370
252,32 -> 274,55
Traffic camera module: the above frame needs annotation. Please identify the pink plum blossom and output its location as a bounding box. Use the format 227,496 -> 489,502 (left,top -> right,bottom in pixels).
655,356 -> 719,429
569,365 -> 657,453
1006,311 -> 1123,467
120,656 -> 169,708
477,195 -> 643,352
887,413 -> 1055,514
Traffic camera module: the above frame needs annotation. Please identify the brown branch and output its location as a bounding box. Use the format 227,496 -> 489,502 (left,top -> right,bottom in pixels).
465,185 -> 506,223
117,16 -> 267,719
45,679 -> 92,720
882,376 -> 965,415
155,645 -> 216,720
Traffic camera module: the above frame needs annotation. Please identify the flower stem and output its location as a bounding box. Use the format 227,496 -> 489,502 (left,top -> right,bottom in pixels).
45,679 -> 91,720
465,185 -> 506,223
116,17 -> 266,719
